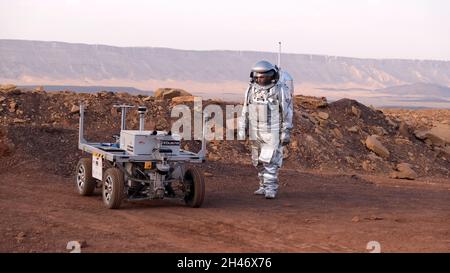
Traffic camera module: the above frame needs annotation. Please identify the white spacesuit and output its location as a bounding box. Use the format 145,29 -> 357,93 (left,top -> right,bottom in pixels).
239,60 -> 294,199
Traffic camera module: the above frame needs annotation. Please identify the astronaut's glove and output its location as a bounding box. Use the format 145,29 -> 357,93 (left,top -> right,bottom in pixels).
281,131 -> 291,146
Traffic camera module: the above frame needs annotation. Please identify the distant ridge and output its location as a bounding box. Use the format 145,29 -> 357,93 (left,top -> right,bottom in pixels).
17,85 -> 152,95
1,39 -> 449,89
1,39 -> 450,107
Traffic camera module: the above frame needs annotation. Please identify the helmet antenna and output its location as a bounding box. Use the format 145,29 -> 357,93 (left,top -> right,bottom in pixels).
277,41 -> 281,69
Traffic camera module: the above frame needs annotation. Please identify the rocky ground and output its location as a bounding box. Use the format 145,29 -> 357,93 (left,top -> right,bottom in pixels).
0,85 -> 449,252
1,85 -> 448,179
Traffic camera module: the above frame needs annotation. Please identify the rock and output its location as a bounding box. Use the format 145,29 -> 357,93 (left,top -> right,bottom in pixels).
3,87 -> 22,95
345,156 -> 356,164
35,86 -> 45,92
142,96 -> 153,102
317,99 -> 328,108
351,106 -> 361,118
372,126 -> 387,136
13,118 -> 26,124
294,95 -> 328,109
154,88 -> 191,100
0,84 -> 17,92
437,146 -> 450,155
0,96 -> 5,103
368,105 -> 379,112
347,126 -> 359,133
317,112 -> 329,120
332,128 -> 343,139
305,135 -> 317,145
209,142 -> 219,151
307,114 -> 319,124
155,118 -> 169,130
439,145 -> 450,155
390,163 -> 417,180
204,172 -> 213,177
414,130 -> 427,140
367,153 -> 382,161
424,138 -> 433,146
398,122 -> 410,137
385,116 -> 398,129
96,90 -> 113,97
15,231 -> 26,243
208,153 -> 221,161
297,110 -> 306,118
365,135 -> 390,159
362,160 -> 374,172
397,163 -> 417,175
414,124 -> 450,147
70,105 -> 80,114
319,119 -> 329,127
351,216 -> 360,223
171,95 -> 196,104
9,101 -> 17,112
365,216 -> 384,221
394,137 -> 412,145
429,124 -> 450,144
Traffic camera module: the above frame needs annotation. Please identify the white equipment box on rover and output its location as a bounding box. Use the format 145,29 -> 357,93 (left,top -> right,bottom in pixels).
120,130 -> 181,156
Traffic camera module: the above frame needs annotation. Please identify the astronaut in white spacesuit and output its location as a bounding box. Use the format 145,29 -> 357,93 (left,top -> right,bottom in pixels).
239,60 -> 294,199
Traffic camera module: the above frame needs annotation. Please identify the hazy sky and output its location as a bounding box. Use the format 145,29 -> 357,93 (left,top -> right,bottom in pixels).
1,0 -> 449,60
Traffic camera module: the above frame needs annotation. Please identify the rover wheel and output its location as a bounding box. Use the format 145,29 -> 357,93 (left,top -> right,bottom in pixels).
75,158 -> 96,196
183,167 -> 205,208
102,168 -> 125,209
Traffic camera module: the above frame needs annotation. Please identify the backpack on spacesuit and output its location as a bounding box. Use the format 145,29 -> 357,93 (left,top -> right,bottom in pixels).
278,70 -> 294,97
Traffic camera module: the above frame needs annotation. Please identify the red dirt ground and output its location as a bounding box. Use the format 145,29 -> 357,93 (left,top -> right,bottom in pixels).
1,160 -> 449,253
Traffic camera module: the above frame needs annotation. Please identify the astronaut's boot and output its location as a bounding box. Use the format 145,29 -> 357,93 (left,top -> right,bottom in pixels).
254,170 -> 266,195
262,165 -> 279,199
254,187 -> 266,195
264,190 -> 277,199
